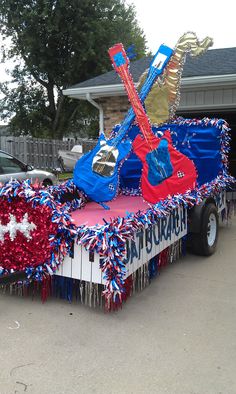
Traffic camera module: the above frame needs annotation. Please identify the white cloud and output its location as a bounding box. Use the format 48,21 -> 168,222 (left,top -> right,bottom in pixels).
128,0 -> 236,51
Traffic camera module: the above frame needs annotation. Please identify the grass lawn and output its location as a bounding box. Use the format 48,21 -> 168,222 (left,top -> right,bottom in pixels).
58,172 -> 73,181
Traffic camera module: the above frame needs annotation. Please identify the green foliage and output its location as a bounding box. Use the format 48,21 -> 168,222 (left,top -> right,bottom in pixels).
0,0 -> 147,138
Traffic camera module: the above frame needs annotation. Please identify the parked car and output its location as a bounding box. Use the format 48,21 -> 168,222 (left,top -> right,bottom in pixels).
0,150 -> 57,186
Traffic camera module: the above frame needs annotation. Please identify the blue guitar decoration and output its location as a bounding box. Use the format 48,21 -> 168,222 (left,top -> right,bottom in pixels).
73,44 -> 173,203
146,138 -> 173,186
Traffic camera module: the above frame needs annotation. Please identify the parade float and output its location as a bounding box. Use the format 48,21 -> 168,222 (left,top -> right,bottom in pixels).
0,33 -> 235,311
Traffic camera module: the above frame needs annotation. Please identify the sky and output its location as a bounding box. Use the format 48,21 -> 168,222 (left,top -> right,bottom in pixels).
1,0 -> 235,82
0,1 -> 235,88
127,0 -> 236,52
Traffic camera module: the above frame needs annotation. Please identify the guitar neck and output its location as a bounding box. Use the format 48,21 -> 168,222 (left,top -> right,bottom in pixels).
114,69 -> 158,145
117,67 -> 153,145
112,45 -> 173,145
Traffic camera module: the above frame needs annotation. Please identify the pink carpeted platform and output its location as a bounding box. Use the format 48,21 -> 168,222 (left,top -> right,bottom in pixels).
71,195 -> 150,226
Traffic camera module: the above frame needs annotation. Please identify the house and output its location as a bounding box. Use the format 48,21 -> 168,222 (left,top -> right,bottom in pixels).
63,47 -> 236,175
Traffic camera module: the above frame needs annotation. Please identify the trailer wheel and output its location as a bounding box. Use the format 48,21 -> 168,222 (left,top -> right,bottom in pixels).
189,203 -> 219,256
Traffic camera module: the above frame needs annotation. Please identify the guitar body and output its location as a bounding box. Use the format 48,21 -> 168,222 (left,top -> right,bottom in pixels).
146,138 -> 173,186
133,131 -> 197,204
73,133 -> 131,202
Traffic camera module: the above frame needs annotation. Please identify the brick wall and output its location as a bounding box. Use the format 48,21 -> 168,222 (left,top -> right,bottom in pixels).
98,96 -> 129,136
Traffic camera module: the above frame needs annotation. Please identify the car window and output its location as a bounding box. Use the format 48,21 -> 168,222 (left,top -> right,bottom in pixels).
0,152 -> 25,174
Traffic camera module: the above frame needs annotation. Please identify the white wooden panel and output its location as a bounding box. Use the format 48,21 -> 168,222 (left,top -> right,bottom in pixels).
145,225 -> 155,260
126,232 -> 141,276
91,252 -> 103,284
153,221 -> 161,257
179,91 -> 188,107
204,89 -> 218,106
136,228 -> 144,270
172,209 -> 177,245
213,89 -> 223,104
61,254 -> 72,278
186,91 -> 196,106
180,206 -> 187,238
222,88 -> 233,104
124,239 -> 132,278
159,217 -> 167,253
180,87 -> 236,110
215,190 -> 226,213
56,261 -> 63,276
99,258 -> 107,285
81,248 -> 92,282
232,88 -> 236,103
195,91 -> 204,105
71,243 -> 82,280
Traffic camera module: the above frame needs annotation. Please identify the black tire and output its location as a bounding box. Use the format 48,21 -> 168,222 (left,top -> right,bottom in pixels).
188,203 -> 219,256
42,179 -> 53,187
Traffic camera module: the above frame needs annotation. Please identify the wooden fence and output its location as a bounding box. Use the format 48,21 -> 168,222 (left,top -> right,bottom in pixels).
0,136 -> 97,170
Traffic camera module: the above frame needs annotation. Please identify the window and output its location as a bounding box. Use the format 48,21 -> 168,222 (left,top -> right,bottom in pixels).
0,152 -> 25,174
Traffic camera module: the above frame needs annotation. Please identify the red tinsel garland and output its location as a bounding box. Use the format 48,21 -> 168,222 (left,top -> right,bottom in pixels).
0,197 -> 58,271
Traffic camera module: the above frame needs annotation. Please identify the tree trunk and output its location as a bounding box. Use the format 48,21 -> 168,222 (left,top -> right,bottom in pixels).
47,82 -> 56,117
52,92 -> 65,137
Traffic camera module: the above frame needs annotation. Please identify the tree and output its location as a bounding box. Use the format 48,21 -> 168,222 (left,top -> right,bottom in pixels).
0,0 -> 147,138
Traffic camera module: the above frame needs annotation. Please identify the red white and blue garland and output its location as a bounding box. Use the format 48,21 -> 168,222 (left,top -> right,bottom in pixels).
0,179 -> 85,281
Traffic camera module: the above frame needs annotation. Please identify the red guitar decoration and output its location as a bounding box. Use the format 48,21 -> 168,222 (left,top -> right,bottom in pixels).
133,131 -> 197,203
109,43 -> 197,204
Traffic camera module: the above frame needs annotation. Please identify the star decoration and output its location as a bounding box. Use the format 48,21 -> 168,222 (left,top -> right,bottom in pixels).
0,213 -> 36,242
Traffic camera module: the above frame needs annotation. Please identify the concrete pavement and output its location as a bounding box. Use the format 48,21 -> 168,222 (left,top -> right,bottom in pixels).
0,218 -> 236,394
